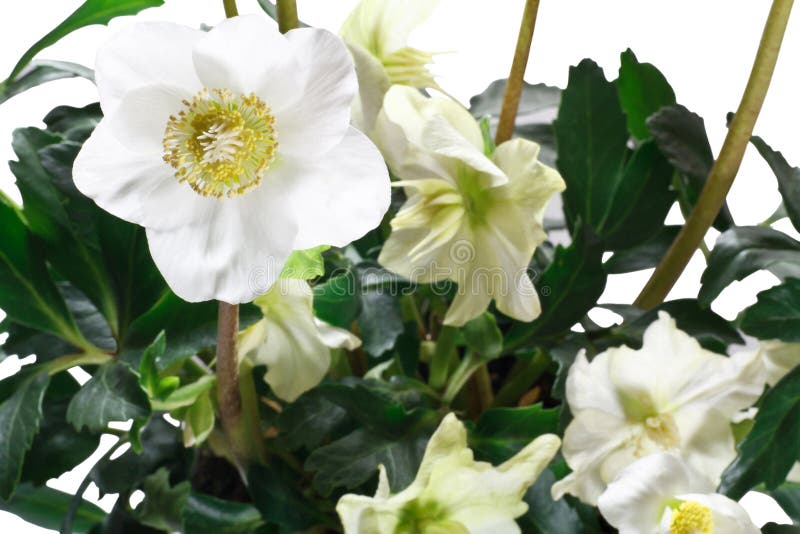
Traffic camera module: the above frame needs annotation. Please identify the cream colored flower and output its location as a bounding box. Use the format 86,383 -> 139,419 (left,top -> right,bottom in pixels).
374,86 -> 564,327
340,0 -> 441,132
759,340 -> 800,385
73,16 -> 390,303
552,312 -> 766,505
336,413 -> 560,534
238,279 -> 360,402
598,453 -> 759,534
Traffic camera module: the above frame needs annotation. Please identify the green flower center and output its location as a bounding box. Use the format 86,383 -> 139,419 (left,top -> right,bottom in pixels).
395,500 -> 468,534
669,500 -> 713,534
163,88 -> 278,198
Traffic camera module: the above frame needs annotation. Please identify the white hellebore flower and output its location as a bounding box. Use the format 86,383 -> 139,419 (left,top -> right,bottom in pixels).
552,312 -> 766,505
238,279 -> 360,402
73,16 -> 390,303
759,340 -> 800,386
374,86 -> 565,327
340,0 -> 441,132
597,453 -> 759,534
336,413 -> 560,534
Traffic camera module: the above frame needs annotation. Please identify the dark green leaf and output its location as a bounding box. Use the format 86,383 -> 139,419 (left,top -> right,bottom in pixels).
21,373 -> 100,486
761,524 -> 800,533
616,49 -> 676,140
0,483 -> 105,534
92,417 -> 187,494
0,194 -> 80,341
462,312 -> 502,360
59,282 -> 116,351
0,319 -> 75,363
647,104 -> 734,231
248,464 -> 322,531
469,404 -> 559,463
700,227 -> 800,306
182,493 -> 264,534
43,102 -> 102,140
134,468 -> 190,532
469,79 -> 560,166
139,331 -> 166,398
67,362 -> 150,432
0,373 -> 50,499
519,469 -> 600,534
506,226 -> 606,346
313,273 -> 361,329
3,0 -> 164,84
604,225 -> 681,274
0,60 -> 93,105
276,388 -> 350,451
599,140 -> 675,249
740,279 -> 800,342
555,59 -> 628,233
769,482 -> 800,525
720,366 -> 800,498
751,135 -> 800,233
357,291 -> 404,356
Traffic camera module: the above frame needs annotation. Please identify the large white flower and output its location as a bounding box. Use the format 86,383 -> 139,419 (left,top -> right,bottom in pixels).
238,278 -> 360,402
340,0 -> 441,132
374,86 -> 565,327
598,453 -> 759,534
73,16 -> 390,303
336,413 -> 560,534
552,312 -> 766,505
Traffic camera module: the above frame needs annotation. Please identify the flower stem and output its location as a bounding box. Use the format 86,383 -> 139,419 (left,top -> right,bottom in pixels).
223,0 -> 238,17
442,352 -> 484,406
216,301 -> 249,467
494,0 -> 541,145
429,325 -> 458,389
635,0 -> 794,309
492,349 -> 549,407
276,0 -> 299,33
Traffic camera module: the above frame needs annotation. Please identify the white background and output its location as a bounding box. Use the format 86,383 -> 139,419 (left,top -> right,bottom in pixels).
0,0 -> 797,531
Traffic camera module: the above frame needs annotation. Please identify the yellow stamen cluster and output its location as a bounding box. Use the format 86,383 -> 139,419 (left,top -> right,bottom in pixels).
669,501 -> 713,534
163,88 -> 277,198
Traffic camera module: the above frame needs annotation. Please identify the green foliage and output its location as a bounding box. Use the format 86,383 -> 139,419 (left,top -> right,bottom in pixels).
616,49 -> 676,140
135,468 -> 191,532
67,362 -> 150,432
469,404 -> 560,463
751,135 -> 800,232
280,245 -> 329,280
0,61 -> 93,105
0,483 -> 105,533
182,493 -> 265,533
462,312 -> 503,359
740,279 -> 800,342
720,366 -> 800,499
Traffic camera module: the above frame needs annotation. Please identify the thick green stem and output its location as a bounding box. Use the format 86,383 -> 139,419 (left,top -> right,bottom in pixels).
494,0 -> 541,145
635,0 -> 794,309
473,365 -> 494,412
442,352 -> 484,406
276,0 -> 299,33
429,325 -> 458,389
223,0 -> 238,17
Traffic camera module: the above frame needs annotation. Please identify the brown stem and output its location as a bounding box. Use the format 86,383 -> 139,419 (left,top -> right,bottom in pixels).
635,0 -> 794,308
494,0 -> 541,145
216,302 -> 245,462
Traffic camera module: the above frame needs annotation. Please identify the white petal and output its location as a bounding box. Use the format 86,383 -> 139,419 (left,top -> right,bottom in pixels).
340,0 -> 440,57
315,319 -> 361,350
106,84 -> 190,154
73,118 -> 217,231
146,187 -> 298,303
597,454 -> 713,534
565,351 -> 626,418
679,493 -> 760,534
192,15 -> 301,113
279,127 -> 390,250
277,28 -> 358,158
347,42 -> 391,134
95,21 -> 202,115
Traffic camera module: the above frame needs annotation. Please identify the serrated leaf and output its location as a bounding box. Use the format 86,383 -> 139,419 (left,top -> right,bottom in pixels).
0,483 -> 105,534
740,279 -> 800,342
719,366 -> 800,499
3,0 -> 164,85
555,59 -> 628,233
357,290 -> 404,356
276,388 -> 350,451
248,464 -> 322,531
134,468 -> 190,532
469,404 -> 559,463
700,227 -> 800,306
751,135 -> 800,233
0,60 -> 93,105
616,49 -> 676,140
67,362 -> 150,431
0,373 -> 50,499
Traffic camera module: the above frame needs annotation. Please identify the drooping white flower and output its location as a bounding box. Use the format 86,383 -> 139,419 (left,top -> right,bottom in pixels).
552,312 -> 766,505
73,16 -> 390,304
336,413 -> 560,534
759,340 -> 800,385
238,279 -> 360,402
340,0 -> 441,132
374,86 -> 565,327
597,453 -> 759,534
